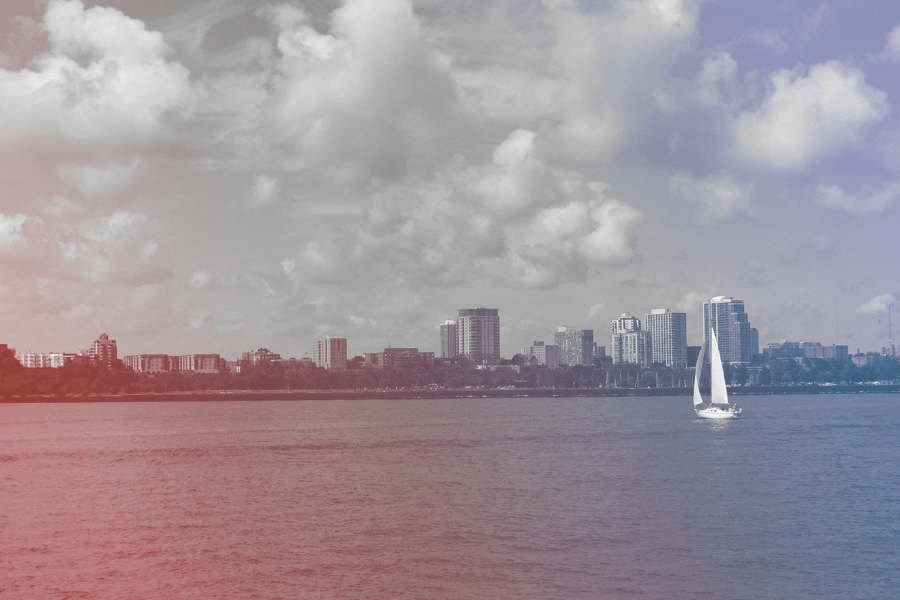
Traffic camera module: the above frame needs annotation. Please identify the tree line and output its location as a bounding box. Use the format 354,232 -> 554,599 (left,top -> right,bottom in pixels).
2,345 -> 899,399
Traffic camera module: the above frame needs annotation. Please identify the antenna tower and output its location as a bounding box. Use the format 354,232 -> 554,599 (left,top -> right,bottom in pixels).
890,303 -> 894,357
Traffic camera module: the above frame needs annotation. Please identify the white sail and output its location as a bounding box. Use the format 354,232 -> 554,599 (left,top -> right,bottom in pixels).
709,327 -> 729,405
693,337 -> 706,407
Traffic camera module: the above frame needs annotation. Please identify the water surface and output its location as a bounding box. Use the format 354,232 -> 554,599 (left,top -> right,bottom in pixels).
2,394 -> 898,599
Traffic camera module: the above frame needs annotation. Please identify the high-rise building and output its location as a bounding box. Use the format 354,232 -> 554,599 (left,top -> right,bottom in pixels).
610,314 -> 651,366
440,320 -> 458,359
644,309 -> 687,368
554,326 -> 595,366
703,296 -> 752,364
89,333 -> 117,369
750,328 -> 759,357
456,308 -> 500,365
312,336 -> 347,370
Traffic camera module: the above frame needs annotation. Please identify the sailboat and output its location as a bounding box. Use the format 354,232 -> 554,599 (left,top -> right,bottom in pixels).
693,325 -> 741,419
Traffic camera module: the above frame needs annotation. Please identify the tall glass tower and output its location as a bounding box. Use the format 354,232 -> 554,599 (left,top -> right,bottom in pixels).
703,296 -> 752,364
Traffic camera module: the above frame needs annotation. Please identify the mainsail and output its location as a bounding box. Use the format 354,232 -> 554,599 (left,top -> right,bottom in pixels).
709,327 -> 729,405
692,337 -> 706,407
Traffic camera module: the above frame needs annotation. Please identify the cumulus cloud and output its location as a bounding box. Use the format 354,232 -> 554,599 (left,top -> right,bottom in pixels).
190,271 -> 212,288
814,181 -> 900,214
57,157 -> 143,196
288,128 -> 641,289
734,61 -> 888,171
857,293 -> 896,316
0,213 -> 29,248
58,210 -> 170,284
450,0 -> 700,163
677,290 -> 715,314
879,24 -> 900,63
0,0 -> 193,144
670,170 -> 755,223
261,0 -> 458,182
247,173 -> 280,208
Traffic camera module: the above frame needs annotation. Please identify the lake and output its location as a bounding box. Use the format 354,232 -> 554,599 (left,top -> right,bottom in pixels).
2,394 -> 898,599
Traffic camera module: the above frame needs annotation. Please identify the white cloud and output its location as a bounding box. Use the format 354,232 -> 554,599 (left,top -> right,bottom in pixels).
857,294 -> 896,316
262,0 -> 458,182
58,210 -> 170,284
57,157 -> 143,196
289,128 -> 641,289
815,181 -> 900,214
587,303 -> 606,320
734,61 -> 888,171
190,271 -> 212,288
248,174 -> 279,208
0,213 -> 29,248
879,24 -> 900,63
0,0 -> 193,144
670,170 -> 755,223
84,211 -> 147,244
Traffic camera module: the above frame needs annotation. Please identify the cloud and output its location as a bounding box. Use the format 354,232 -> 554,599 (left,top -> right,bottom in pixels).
57,157 -> 143,196
814,181 -> 900,214
288,128 -> 641,289
0,0 -> 193,145
0,213 -> 29,248
670,170 -> 755,223
677,290 -> 715,313
734,61 -> 888,171
247,173 -> 280,208
56,210 -> 171,285
879,24 -> 900,63
587,302 -> 606,320
261,0 -> 459,182
856,294 -> 896,316
190,271 -> 212,288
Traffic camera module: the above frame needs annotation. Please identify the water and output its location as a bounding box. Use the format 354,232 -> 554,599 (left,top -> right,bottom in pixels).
1,394 -> 898,599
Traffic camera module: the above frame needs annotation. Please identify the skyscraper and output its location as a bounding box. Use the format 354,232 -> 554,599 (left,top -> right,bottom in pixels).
554,326 -> 595,366
311,336 -> 347,370
440,320 -> 458,359
456,308 -> 500,365
703,296 -> 752,364
645,309 -> 688,368
610,314 -> 651,366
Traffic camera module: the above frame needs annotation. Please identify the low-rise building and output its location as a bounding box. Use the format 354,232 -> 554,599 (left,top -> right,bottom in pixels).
522,341 -> 560,368
364,347 -> 434,368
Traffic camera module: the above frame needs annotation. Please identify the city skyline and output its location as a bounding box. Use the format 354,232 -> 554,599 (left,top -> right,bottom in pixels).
2,0 -> 899,361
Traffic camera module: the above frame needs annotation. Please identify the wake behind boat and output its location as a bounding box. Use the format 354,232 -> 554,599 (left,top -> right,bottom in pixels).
693,324 -> 741,419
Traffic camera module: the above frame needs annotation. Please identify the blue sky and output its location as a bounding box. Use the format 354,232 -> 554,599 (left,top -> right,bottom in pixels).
2,0 -> 899,360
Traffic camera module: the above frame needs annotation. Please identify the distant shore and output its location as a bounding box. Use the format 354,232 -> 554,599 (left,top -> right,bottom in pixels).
3,384 -> 900,403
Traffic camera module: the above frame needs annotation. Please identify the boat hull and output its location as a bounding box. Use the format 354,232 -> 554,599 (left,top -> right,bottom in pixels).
695,406 -> 740,419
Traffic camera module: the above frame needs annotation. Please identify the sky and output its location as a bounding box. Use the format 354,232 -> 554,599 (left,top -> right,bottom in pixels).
2,0 -> 900,360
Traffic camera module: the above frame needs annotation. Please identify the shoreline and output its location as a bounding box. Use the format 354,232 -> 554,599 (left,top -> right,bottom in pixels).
3,384 -> 900,403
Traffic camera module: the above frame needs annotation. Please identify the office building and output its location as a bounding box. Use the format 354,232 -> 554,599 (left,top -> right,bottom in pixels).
523,341 -> 560,368
610,314 -> 651,366
440,320 -> 458,359
456,308 -> 500,365
312,336 -> 347,370
645,309 -> 687,368
554,326 -> 595,366
703,296 -> 752,364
